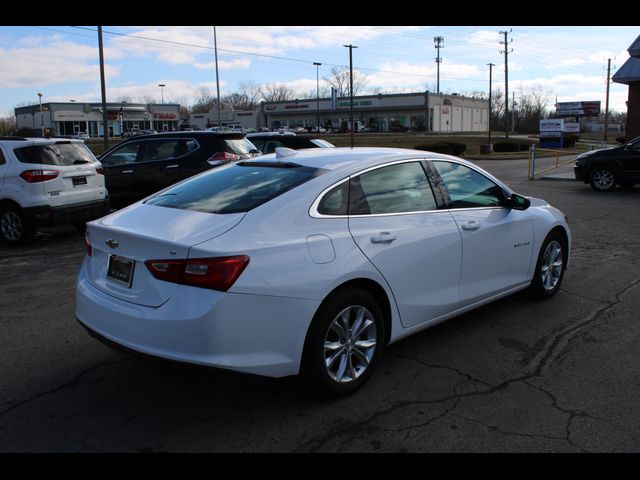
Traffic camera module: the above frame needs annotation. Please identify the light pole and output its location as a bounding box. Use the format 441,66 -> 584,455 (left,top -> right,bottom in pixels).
158,83 -> 166,104
313,62 -> 321,131
213,26 -> 222,128
37,92 -> 44,136
343,44 -> 358,148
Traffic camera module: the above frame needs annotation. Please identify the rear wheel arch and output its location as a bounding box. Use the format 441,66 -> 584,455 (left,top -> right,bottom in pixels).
317,278 -> 393,346
300,278 -> 392,395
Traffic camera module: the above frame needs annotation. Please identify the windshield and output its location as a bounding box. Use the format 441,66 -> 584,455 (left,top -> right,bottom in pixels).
14,142 -> 97,166
145,162 -> 325,214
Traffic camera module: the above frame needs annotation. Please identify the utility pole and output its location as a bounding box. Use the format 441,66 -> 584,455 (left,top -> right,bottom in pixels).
434,36 -> 444,94
499,29 -> 513,141
98,26 -> 109,150
213,26 -> 222,128
604,58 -> 612,144
487,62 -> 495,147
343,44 -> 358,148
314,62 -> 322,131
512,91 -> 518,133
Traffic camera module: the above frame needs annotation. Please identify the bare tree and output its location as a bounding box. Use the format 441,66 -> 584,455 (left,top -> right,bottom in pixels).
191,87 -> 215,114
325,66 -> 367,98
258,82 -> 296,103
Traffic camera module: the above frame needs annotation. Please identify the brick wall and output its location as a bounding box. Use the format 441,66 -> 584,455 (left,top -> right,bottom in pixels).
626,82 -> 640,140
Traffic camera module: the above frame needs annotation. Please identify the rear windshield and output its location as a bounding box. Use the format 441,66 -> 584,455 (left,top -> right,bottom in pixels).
145,162 -> 325,214
14,142 -> 96,166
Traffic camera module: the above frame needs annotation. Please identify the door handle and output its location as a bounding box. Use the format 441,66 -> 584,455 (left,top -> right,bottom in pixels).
164,164 -> 179,170
121,170 -> 134,174
461,221 -> 481,231
371,232 -> 397,244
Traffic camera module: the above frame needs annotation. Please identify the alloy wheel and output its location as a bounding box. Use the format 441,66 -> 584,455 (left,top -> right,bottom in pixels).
0,211 -> 23,242
323,305 -> 377,384
592,169 -> 615,191
540,240 -> 563,291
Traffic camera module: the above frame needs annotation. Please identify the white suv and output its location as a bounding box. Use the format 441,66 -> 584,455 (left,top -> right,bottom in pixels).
0,137 -> 110,245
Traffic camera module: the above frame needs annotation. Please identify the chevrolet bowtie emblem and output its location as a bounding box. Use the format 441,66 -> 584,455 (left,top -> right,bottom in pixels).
105,239 -> 119,249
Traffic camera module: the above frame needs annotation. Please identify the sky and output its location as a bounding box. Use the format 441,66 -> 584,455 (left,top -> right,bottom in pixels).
0,25 -> 638,118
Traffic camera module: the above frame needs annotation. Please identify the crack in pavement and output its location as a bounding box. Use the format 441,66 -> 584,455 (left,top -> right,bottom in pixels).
525,277 -> 640,378
293,277 -> 640,453
0,358 -> 127,419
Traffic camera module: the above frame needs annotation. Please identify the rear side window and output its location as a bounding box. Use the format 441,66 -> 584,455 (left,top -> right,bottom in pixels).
349,162 -> 437,215
317,181 -> 349,215
145,162 -> 325,214
0,149 -> 6,165
14,142 -> 96,166
140,139 -> 199,162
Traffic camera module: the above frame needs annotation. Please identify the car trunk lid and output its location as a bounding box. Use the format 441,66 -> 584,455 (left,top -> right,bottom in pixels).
85,204 -> 245,306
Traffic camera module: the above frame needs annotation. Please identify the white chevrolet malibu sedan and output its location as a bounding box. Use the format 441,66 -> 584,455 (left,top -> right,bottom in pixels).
76,147 -> 570,395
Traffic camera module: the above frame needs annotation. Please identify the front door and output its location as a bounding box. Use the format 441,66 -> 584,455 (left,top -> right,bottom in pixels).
430,160 -> 534,303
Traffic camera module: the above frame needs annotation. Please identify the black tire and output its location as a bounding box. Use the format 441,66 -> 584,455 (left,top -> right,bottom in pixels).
589,166 -> 616,192
528,231 -> 566,299
301,287 -> 385,396
0,205 -> 35,246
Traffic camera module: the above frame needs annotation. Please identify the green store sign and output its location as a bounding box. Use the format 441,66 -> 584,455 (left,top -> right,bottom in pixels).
337,100 -> 373,107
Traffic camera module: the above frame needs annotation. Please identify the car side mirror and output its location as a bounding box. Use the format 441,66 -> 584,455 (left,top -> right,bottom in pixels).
504,193 -> 530,211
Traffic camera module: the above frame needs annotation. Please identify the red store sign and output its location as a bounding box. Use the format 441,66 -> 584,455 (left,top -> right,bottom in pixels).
153,112 -> 177,120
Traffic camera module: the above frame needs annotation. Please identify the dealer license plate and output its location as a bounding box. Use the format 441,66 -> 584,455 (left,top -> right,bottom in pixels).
73,176 -> 87,186
107,255 -> 134,288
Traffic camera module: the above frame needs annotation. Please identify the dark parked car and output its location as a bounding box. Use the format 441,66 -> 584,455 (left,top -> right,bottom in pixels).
574,136 -> 640,191
245,132 -> 334,154
99,131 -> 261,207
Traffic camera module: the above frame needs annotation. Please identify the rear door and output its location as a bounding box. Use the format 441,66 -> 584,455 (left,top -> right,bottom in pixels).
136,138 -> 192,195
347,160 -> 462,328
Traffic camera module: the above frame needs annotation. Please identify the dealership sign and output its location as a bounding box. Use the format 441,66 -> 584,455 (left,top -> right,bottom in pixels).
540,119 -> 579,136
556,101 -> 601,117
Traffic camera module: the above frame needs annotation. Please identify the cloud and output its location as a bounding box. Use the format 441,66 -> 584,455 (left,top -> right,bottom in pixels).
0,35 -> 119,88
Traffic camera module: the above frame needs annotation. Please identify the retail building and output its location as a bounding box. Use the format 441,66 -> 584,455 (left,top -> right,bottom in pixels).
15,102 -> 181,137
260,92 -> 489,133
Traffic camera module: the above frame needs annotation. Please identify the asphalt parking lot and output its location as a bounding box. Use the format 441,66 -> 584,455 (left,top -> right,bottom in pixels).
1,155 -> 639,453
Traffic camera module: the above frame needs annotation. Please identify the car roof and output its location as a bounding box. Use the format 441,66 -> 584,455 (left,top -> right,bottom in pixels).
123,131 -> 246,141
0,137 -> 85,147
246,132 -> 297,137
252,147 -> 466,174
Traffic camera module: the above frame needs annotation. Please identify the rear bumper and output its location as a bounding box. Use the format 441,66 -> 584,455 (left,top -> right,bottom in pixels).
75,259 -> 320,378
24,198 -> 111,227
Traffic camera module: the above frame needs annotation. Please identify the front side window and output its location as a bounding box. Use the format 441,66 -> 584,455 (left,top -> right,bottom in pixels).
431,161 -> 505,208
349,162 -> 437,215
101,143 -> 141,166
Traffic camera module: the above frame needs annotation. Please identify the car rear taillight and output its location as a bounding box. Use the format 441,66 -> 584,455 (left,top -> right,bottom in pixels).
207,152 -> 240,165
83,232 -> 92,257
20,169 -> 59,183
95,166 -> 104,175
145,255 -> 250,292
